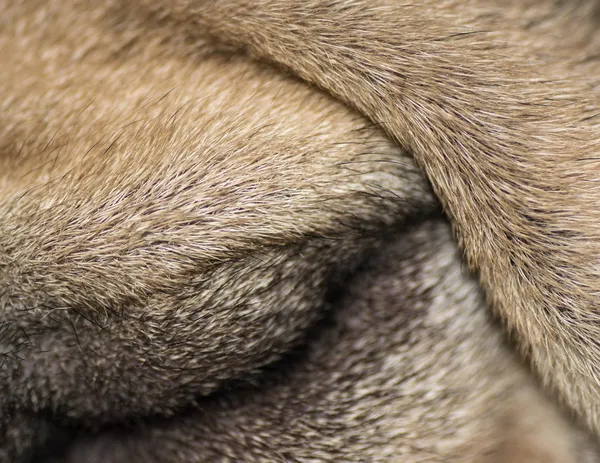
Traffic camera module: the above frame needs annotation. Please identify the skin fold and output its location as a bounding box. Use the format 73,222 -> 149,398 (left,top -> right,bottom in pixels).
1,0 -> 600,461
146,0 -> 600,435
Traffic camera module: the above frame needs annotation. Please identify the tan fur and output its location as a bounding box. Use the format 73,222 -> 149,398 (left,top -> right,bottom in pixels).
152,0 -> 600,435
1,1 -> 600,462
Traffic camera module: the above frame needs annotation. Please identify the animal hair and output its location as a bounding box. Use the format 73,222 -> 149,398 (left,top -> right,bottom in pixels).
152,0 -> 600,436
1,0 -> 600,461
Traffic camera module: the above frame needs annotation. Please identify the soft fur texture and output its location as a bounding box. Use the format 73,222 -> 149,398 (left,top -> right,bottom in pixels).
2,0 -> 600,461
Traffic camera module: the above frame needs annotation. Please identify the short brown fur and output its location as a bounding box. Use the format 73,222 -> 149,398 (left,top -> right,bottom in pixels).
1,1 -> 600,461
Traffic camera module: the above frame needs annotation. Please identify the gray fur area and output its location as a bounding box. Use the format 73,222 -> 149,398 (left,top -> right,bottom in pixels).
58,220 -> 600,462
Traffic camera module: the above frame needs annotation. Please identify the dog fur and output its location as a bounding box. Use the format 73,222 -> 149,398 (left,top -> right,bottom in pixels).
2,0 -> 600,461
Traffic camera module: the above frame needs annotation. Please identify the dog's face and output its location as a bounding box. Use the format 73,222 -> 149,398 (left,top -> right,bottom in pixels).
1,1 -> 599,462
